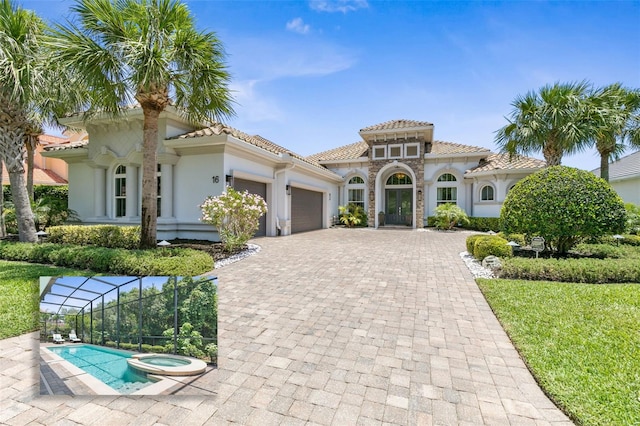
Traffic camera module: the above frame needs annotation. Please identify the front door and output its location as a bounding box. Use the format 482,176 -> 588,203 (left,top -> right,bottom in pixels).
385,189 -> 412,225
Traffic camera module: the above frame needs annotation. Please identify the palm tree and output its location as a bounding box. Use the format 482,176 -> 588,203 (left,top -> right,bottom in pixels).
585,83 -> 640,181
25,121 -> 43,201
49,0 -> 235,249
0,158 -> 5,237
0,0 -> 43,242
495,81 -> 592,166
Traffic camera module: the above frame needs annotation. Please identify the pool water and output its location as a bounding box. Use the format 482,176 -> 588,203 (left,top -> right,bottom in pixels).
141,357 -> 191,367
47,345 -> 153,394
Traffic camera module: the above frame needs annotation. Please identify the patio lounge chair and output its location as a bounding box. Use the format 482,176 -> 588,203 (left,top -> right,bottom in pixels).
68,332 -> 82,343
52,333 -> 65,344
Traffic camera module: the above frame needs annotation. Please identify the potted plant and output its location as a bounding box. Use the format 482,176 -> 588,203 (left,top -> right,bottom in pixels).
378,211 -> 385,226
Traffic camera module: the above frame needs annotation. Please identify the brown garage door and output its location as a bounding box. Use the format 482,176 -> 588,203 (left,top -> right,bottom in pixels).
233,178 -> 267,237
291,187 -> 323,233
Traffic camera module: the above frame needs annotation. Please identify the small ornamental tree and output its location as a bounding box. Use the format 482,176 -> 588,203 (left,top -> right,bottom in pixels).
200,187 -> 267,252
433,203 -> 470,230
500,166 -> 627,254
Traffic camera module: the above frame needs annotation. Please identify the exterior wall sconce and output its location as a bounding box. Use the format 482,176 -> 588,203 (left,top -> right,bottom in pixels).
369,191 -> 374,201
212,176 -> 220,183
225,174 -> 234,187
286,184 -> 291,195
417,189 -> 423,202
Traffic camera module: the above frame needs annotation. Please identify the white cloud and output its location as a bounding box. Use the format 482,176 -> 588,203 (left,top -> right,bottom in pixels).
309,0 -> 369,13
228,79 -> 284,123
286,17 -> 311,34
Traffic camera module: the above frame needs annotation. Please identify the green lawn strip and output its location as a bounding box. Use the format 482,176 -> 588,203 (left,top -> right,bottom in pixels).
477,279 -> 640,426
0,261 -> 86,340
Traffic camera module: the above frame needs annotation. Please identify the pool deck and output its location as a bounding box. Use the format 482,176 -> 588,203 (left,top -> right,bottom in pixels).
0,228 -> 573,425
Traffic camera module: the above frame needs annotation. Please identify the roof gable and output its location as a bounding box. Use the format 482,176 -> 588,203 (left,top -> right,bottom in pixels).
360,119 -> 433,133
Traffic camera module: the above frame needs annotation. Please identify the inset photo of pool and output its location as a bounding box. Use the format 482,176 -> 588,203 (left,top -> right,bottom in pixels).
39,276 -> 217,396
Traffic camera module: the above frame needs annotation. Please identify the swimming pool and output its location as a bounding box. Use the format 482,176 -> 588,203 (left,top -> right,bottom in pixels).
46,344 -> 154,394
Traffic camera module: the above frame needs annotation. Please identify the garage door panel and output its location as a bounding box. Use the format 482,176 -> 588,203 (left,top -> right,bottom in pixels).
233,178 -> 267,237
291,187 -> 322,233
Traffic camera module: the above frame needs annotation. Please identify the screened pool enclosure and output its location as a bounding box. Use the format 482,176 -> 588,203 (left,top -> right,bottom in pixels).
40,276 -> 217,357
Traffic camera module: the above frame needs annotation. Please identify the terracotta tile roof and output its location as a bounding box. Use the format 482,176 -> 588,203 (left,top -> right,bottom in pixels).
171,123 -> 331,172
38,134 -> 69,146
429,141 -> 491,155
1,164 -> 67,185
43,140 -> 88,151
465,153 -> 546,175
360,119 -> 433,132
307,141 -> 369,162
592,150 -> 640,180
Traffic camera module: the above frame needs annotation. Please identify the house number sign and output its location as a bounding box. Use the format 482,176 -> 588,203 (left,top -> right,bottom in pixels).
531,236 -> 545,258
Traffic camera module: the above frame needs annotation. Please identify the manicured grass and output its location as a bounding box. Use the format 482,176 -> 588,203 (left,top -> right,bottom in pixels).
0,261 -> 83,340
477,279 -> 640,425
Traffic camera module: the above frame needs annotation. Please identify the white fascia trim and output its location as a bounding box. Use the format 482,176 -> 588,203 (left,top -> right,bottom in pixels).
290,157 -> 343,182
40,148 -> 89,160
317,157 -> 369,165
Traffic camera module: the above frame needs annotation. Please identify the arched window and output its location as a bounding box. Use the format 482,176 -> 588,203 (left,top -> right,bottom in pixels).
386,172 -> 412,185
481,185 -> 494,201
436,173 -> 457,205
437,173 -> 457,182
114,165 -> 126,217
347,175 -> 365,208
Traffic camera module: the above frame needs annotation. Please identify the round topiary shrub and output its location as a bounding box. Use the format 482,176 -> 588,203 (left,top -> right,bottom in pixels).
473,235 -> 512,260
501,166 -> 627,254
466,234 -> 484,254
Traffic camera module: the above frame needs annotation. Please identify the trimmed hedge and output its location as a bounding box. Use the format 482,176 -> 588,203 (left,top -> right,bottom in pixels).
572,243 -> 627,259
0,242 -> 213,275
47,225 -> 140,249
466,235 -> 484,254
472,235 -> 512,261
499,257 -> 640,284
463,217 -> 501,232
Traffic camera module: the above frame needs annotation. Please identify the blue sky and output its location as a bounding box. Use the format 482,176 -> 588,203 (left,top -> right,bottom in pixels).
22,0 -> 640,171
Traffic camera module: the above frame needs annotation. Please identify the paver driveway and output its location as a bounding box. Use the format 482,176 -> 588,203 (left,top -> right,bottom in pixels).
0,228 -> 573,425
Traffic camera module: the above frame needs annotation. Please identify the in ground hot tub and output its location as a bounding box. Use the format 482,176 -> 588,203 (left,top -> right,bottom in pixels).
127,353 -> 207,376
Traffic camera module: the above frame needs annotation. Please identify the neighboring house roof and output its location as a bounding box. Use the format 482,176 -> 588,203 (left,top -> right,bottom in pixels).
2,163 -> 67,185
591,150 -> 640,181
465,153 -> 546,176
360,119 -> 433,132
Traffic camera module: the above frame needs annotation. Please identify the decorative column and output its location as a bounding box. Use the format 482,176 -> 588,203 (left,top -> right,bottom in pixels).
125,165 -> 138,218
160,163 -> 173,218
93,167 -> 106,218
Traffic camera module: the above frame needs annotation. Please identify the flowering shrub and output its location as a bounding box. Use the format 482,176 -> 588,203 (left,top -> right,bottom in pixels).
200,187 -> 267,252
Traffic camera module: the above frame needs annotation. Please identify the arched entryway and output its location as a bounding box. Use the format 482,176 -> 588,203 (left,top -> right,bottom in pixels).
384,172 -> 413,225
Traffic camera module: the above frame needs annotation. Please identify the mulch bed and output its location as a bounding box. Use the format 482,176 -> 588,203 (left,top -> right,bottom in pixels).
166,239 -> 247,262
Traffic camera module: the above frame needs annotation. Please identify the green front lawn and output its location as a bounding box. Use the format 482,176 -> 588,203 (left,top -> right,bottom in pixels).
478,279 -> 640,425
0,261 -> 83,339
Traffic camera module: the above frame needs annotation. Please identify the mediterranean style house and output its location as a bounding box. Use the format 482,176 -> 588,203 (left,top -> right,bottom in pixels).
42,109 -> 546,241
592,151 -> 640,205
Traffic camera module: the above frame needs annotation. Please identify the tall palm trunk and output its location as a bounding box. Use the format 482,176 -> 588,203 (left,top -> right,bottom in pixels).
542,142 -> 563,166
139,105 -> 159,249
25,129 -> 39,201
0,128 -> 37,242
598,143 -> 612,182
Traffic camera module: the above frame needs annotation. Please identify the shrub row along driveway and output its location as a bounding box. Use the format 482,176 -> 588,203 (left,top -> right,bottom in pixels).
0,228 -> 572,425
211,228 -> 572,425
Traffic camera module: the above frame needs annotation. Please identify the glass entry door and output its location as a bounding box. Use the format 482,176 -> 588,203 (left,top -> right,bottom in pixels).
385,189 -> 412,225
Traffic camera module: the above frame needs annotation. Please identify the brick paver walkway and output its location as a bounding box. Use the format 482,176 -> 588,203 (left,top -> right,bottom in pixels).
0,228 -> 573,425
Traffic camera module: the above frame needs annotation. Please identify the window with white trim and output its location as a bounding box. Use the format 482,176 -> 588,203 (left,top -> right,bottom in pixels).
347,175 -> 365,208
388,144 -> 402,159
480,185 -> 494,201
114,165 -> 126,217
436,173 -> 457,206
156,164 -> 162,217
404,143 -> 419,158
373,146 -> 386,160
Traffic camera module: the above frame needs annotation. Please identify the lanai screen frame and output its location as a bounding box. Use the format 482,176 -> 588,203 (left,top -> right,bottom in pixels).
40,276 -> 217,354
